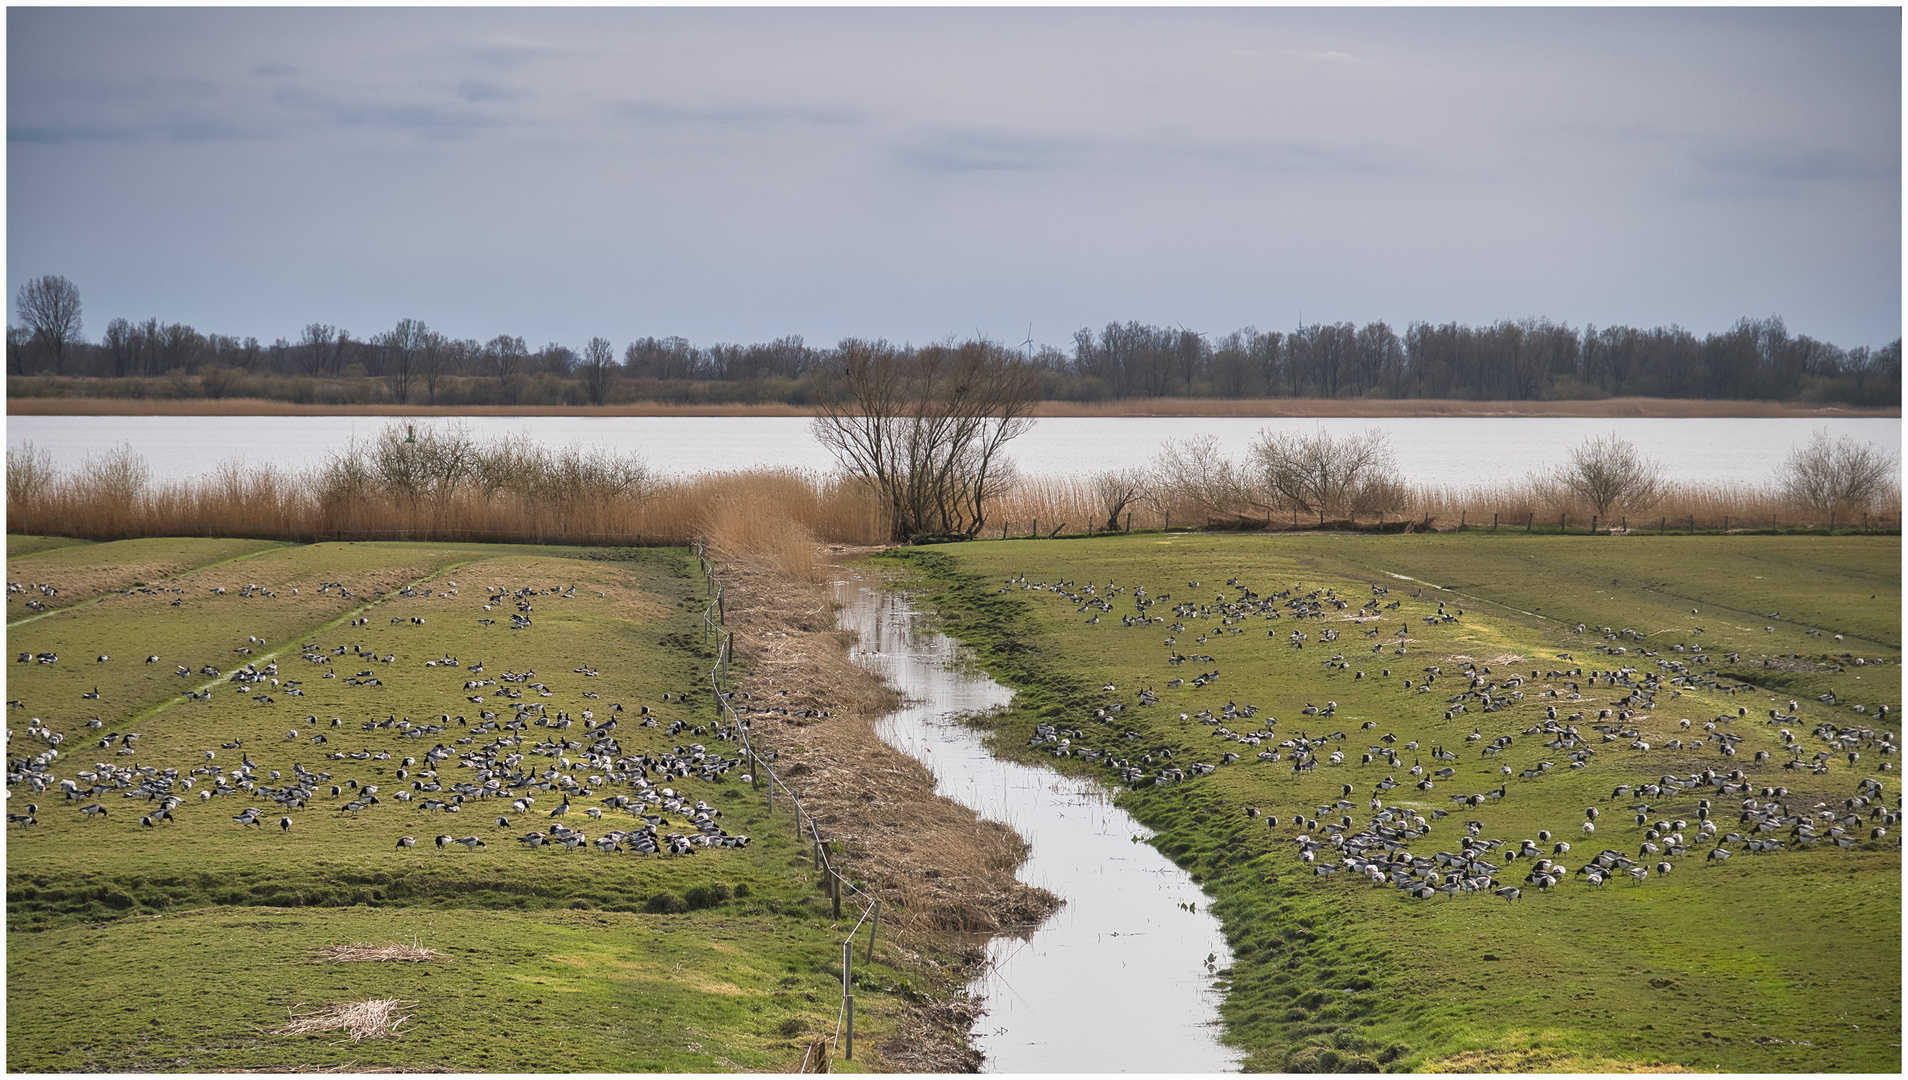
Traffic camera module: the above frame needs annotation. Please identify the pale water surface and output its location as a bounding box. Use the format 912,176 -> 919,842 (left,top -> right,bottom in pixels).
9,415 -> 1899,487
834,579 -> 1240,1074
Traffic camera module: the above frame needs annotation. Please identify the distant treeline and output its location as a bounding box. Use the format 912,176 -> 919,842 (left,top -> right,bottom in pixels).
7,275 -> 1900,406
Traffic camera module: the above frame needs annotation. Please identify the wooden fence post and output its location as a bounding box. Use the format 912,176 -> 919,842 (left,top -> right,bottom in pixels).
1492,512 -> 1498,531
867,900 -> 881,962
845,995 -> 855,1061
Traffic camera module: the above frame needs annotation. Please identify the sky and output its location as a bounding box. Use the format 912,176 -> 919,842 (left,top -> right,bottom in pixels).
7,6 -> 1902,355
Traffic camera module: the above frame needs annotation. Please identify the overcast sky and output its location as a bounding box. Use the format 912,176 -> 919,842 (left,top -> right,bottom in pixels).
8,7 -> 1901,354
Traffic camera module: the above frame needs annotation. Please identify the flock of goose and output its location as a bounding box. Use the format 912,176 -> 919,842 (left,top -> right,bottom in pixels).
1008,571 -> 1899,902
5,577 -> 755,860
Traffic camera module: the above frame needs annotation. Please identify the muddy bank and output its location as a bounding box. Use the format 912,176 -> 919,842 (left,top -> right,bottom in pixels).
708,546 -> 1059,1072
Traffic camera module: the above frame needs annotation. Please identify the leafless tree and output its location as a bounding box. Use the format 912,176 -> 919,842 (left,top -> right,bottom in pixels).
8,324 -> 31,376
487,335 -> 528,402
155,322 -> 205,374
414,330 -> 450,405
1092,469 -> 1151,530
15,274 -> 83,374
100,318 -> 138,378
580,336 -> 616,405
1782,428 -> 1899,515
377,318 -> 427,404
1553,433 -> 1663,517
812,338 -> 1037,541
1250,427 -> 1401,516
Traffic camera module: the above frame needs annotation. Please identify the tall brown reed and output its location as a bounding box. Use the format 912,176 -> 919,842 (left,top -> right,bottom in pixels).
6,425 -> 890,548
988,474 -> 1901,535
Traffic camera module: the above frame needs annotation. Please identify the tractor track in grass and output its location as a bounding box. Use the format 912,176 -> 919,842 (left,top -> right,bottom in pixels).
129,560 -> 477,726
7,542 -> 292,630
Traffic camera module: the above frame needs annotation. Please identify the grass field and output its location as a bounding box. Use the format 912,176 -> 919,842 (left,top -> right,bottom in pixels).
882,532 -> 1901,1072
6,537 -> 909,1072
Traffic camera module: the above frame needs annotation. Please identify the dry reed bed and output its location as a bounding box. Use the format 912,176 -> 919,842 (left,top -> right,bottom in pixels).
987,475 -> 1900,536
7,425 -> 1895,547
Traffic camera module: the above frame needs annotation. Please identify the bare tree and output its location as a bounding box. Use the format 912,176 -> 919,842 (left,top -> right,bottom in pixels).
416,330 -> 449,405
812,338 -> 1037,541
579,336 -> 616,405
377,318 -> 426,404
487,335 -> 528,402
7,324 -> 30,376
1092,468 -> 1150,530
100,318 -> 138,378
1782,428 -> 1899,515
15,274 -> 83,374
155,322 -> 205,373
1553,433 -> 1663,517
1250,427 -> 1400,515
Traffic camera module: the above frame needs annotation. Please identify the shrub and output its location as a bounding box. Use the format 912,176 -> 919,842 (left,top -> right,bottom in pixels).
1782,428 -> 1900,514
643,892 -> 688,914
682,883 -> 733,910
1553,432 -> 1663,517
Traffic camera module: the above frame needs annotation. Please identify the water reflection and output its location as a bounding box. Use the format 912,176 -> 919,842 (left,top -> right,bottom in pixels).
835,580 -> 1240,1074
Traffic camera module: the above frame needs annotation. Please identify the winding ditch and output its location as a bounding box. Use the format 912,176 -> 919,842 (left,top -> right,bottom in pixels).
834,577 -> 1240,1073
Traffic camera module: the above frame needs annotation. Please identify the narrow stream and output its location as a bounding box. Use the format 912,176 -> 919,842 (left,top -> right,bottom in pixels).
834,579 -> 1240,1074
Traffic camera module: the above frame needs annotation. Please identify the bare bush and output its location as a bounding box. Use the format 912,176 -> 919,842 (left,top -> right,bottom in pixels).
1249,427 -> 1401,515
1553,432 -> 1663,517
1782,428 -> 1900,515
1150,435 -> 1255,520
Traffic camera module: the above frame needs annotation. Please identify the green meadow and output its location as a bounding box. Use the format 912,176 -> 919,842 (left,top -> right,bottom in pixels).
6,537 -> 903,1072
883,532 -> 1901,1072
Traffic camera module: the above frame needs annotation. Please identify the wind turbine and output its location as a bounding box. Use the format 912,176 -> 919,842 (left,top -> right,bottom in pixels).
1020,324 -> 1035,362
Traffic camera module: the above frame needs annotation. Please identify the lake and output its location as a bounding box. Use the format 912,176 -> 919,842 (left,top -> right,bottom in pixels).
7,414 -> 1900,488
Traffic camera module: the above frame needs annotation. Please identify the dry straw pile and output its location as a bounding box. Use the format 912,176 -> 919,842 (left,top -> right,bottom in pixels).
275,999 -> 414,1041
313,940 -> 442,963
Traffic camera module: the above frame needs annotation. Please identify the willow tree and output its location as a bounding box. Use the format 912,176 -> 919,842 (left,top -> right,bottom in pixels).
812,338 -> 1036,542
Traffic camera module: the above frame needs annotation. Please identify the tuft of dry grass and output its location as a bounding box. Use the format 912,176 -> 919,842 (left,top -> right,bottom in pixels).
312,940 -> 442,964
275,999 -> 414,1041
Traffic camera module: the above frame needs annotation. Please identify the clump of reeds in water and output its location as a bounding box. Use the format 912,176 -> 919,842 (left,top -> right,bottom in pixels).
5,424 -> 891,548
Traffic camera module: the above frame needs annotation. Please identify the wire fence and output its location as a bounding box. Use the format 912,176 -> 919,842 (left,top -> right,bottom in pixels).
692,544 -> 880,1068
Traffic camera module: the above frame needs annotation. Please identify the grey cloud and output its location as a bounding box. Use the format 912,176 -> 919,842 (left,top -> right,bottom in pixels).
460,39 -> 563,70
1694,145 -> 1892,183
456,80 -> 529,104
609,99 -> 861,128
250,62 -> 298,77
270,85 -> 503,137
893,126 -> 1091,171
166,117 -> 274,142
8,121 -> 139,143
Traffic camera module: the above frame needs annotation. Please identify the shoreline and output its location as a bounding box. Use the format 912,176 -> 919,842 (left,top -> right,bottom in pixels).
6,395 -> 1896,419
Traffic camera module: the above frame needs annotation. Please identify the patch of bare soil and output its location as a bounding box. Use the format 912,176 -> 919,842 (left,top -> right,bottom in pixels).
711,546 -> 1059,1073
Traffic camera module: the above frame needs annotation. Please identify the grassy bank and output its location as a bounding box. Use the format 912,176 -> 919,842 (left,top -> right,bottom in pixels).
882,532 -> 1900,1072
4,537 -> 918,1071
